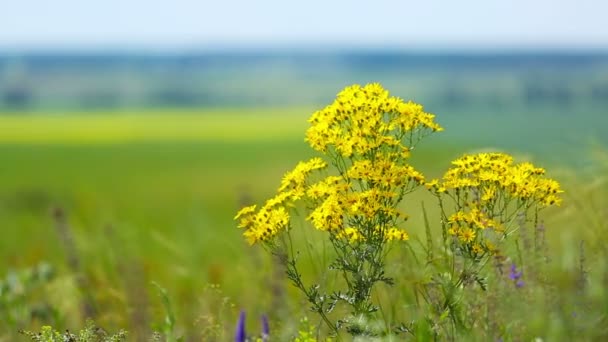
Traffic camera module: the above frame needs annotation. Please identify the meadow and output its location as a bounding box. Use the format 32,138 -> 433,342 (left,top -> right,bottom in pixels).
0,105 -> 607,341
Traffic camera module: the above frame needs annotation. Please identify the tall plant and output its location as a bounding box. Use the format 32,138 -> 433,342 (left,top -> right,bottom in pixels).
235,83 -> 562,339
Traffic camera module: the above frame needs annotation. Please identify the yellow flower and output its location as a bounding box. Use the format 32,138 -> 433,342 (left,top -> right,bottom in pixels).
447,225 -> 459,236
279,158 -> 328,192
471,243 -> 484,255
234,205 -> 256,220
385,227 -> 409,241
458,227 -> 476,243
306,83 -> 442,155
336,227 -> 364,243
307,193 -> 345,232
240,206 -> 292,245
425,179 -> 439,189
481,185 -> 497,201
437,152 -> 562,209
448,211 -> 466,224
265,191 -> 291,208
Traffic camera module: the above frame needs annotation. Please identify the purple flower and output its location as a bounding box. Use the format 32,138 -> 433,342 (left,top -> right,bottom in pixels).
261,315 -> 270,341
509,263 -> 524,288
235,311 -> 246,342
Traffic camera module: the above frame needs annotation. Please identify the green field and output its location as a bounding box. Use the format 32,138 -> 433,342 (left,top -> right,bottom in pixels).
1,108 -> 607,340
0,109 -> 311,332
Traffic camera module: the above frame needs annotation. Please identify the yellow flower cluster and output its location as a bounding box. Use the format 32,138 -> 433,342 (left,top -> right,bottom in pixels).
236,84 -> 438,245
307,177 -> 408,241
235,158 -> 327,245
305,174 -> 410,241
446,207 -> 502,245
278,157 -> 327,198
236,162 -> 412,245
441,206 -> 503,256
347,156 -> 425,189
427,152 -> 563,207
448,207 -> 501,230
306,83 -> 442,156
336,226 -> 409,243
235,203 -> 290,245
426,152 -> 563,255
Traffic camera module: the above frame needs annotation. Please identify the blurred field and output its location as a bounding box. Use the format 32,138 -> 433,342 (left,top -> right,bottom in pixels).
1,107 -> 606,339
0,108 -> 314,143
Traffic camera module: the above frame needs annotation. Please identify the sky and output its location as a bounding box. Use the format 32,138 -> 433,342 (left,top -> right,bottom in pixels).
1,0 -> 607,51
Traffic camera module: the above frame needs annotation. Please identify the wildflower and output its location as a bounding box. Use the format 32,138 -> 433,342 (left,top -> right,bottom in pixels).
471,243 -> 484,255
278,157 -> 327,192
307,193 -> 346,232
336,227 -> 364,243
447,225 -> 459,236
232,83 -> 565,338
385,227 -> 409,241
234,311 -> 270,342
425,179 -> 439,189
458,227 -> 476,243
305,83 -> 442,155
235,311 -> 246,342
238,205 -> 291,245
435,152 -> 563,240
509,263 -> 524,288
235,205 -> 256,221
261,315 -> 269,342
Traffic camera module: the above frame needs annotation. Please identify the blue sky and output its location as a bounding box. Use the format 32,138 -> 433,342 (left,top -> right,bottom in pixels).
1,0 -> 607,50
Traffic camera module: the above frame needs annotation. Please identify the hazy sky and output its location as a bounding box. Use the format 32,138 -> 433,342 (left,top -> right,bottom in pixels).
1,0 -> 607,50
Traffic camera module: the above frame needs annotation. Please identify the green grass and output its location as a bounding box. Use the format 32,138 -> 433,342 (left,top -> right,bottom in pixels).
1,108 -> 606,340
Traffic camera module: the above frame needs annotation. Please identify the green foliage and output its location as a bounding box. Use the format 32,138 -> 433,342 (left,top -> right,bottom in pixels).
293,317 -> 332,342
19,320 -> 127,342
151,282 -> 183,342
0,262 -> 59,329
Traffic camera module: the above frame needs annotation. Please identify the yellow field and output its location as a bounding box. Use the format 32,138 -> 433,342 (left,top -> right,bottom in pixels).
0,108 -> 312,144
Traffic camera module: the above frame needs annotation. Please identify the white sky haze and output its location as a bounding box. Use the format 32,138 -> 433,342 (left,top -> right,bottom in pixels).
1,0 -> 607,50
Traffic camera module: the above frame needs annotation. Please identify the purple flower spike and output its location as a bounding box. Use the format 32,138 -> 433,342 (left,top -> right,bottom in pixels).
261,314 -> 270,341
235,311 -> 246,342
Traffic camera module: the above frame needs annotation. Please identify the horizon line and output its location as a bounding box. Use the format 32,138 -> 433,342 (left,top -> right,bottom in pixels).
1,45 -> 608,56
